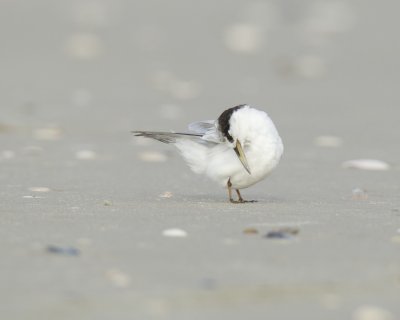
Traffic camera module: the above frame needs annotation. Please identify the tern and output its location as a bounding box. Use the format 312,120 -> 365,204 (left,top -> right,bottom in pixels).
133,104 -> 283,203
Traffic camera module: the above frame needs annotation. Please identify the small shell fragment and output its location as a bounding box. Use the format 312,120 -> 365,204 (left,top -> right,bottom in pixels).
243,227 -> 259,235
162,228 -> 187,238
23,195 -> 44,199
352,188 -> 368,200
29,187 -> 51,193
342,159 -> 390,171
103,200 -> 113,206
159,191 -> 173,199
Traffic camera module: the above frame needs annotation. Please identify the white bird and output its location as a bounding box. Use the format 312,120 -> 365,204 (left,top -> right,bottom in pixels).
133,104 -> 283,203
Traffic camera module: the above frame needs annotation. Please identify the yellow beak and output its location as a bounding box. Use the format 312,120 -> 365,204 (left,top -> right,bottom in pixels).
234,140 -> 251,174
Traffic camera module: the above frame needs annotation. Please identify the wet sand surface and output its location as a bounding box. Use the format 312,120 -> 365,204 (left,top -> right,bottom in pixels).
1,1 -> 399,319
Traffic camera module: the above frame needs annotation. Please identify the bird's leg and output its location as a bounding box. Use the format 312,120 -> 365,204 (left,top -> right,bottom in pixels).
227,179 -> 256,203
227,179 -> 241,203
227,179 -> 236,203
235,189 -> 244,202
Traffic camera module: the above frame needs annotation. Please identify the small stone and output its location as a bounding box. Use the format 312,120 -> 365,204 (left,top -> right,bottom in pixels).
265,227 -> 299,239
23,195 -> 44,199
159,191 -> 173,198
162,228 -> 187,238
243,227 -> 259,235
29,187 -> 51,193
265,231 -> 291,239
342,159 -> 390,171
103,200 -> 113,206
46,245 -> 80,256
352,188 -> 368,200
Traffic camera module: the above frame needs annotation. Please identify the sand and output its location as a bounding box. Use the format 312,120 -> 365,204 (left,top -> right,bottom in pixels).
1,1 -> 399,319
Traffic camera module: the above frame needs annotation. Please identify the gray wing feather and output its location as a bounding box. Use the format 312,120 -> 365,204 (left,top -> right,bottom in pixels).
188,120 -> 223,143
132,131 -> 204,144
133,118 -> 223,145
188,120 -> 215,134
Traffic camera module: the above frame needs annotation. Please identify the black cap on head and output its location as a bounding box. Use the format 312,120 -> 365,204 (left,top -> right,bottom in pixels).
218,104 -> 246,142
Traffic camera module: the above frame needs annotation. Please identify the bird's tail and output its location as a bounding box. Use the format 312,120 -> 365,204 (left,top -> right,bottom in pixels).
132,131 -> 202,144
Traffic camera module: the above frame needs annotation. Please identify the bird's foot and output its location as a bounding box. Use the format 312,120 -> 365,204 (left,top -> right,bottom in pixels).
227,180 -> 257,204
242,199 -> 258,203
229,199 -> 258,204
229,197 -> 258,204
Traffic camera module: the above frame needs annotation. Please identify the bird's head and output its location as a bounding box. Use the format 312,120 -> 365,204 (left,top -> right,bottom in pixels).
218,105 -> 251,174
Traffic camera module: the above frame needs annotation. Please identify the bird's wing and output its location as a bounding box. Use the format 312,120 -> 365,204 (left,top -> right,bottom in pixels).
132,131 -> 209,144
188,120 -> 223,143
188,120 -> 215,134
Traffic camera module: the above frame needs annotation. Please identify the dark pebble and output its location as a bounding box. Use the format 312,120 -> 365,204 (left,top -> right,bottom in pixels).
46,245 -> 80,256
265,227 -> 299,240
265,231 -> 292,239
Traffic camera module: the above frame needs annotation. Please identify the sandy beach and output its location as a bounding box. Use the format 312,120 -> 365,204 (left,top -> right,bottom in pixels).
1,1 -> 399,319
